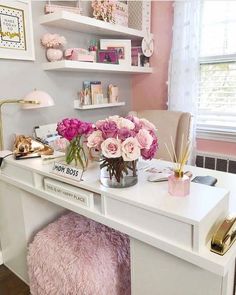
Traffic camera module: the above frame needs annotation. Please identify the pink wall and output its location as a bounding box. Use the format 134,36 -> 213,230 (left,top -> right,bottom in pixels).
131,1 -> 235,156
197,139 -> 236,156
131,1 -> 173,111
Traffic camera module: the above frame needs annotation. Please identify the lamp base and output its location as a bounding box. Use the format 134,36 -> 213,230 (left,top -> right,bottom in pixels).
0,150 -> 13,168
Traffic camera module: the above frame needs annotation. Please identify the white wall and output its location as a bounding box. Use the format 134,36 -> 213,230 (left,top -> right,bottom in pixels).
0,1 -> 131,150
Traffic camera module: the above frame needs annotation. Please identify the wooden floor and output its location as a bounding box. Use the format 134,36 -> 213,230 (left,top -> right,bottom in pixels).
0,265 -> 30,295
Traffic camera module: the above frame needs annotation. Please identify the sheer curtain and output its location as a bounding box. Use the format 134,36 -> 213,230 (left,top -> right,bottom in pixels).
168,0 -> 201,163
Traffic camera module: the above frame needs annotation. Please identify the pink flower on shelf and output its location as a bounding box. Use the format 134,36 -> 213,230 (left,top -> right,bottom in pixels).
121,137 -> 140,161
101,138 -> 122,158
41,33 -> 67,49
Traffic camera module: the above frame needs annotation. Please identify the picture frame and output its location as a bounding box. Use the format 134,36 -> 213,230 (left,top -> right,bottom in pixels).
140,54 -> 150,67
0,0 -> 35,60
100,39 -> 131,66
97,49 -> 119,64
131,46 -> 142,66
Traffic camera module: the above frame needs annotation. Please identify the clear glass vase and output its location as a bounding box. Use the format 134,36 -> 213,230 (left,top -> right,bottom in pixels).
100,156 -> 138,188
66,137 -> 88,171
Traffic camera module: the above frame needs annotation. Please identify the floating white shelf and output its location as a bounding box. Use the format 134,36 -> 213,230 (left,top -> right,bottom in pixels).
74,100 -> 125,110
40,11 -> 148,40
43,60 -> 153,74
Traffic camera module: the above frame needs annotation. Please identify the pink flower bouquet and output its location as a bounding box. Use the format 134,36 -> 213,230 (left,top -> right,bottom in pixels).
87,115 -> 158,187
57,118 -> 93,170
41,33 -> 67,49
91,0 -> 115,23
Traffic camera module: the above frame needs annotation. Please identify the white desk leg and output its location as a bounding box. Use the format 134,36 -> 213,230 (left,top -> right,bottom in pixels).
130,238 -> 233,295
0,182 -> 65,283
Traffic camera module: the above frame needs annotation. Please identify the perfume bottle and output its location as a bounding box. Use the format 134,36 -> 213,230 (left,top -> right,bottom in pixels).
168,170 -> 190,197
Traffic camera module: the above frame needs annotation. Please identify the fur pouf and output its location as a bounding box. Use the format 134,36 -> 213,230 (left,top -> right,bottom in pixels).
27,212 -> 131,295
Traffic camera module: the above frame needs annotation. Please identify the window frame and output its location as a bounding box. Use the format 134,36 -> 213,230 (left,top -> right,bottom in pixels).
197,55 -> 236,142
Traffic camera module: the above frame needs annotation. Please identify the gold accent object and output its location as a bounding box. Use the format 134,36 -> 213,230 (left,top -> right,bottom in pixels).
211,215 -> 236,255
0,99 -> 39,150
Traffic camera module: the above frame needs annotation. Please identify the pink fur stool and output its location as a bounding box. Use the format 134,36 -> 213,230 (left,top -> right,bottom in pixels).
27,212 -> 131,295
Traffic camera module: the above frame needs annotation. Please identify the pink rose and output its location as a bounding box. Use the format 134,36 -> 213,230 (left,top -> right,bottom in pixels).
139,118 -> 157,131
121,137 -> 140,161
117,118 -> 135,130
87,130 -> 103,149
101,138 -> 121,158
136,129 -> 153,149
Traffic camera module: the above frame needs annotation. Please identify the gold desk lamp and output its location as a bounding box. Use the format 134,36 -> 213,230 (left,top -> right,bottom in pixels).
0,90 -> 54,150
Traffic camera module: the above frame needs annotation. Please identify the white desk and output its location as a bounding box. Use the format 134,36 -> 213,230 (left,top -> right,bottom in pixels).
0,157 -> 236,295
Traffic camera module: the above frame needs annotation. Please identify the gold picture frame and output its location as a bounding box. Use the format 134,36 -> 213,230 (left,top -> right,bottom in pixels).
0,0 -> 35,60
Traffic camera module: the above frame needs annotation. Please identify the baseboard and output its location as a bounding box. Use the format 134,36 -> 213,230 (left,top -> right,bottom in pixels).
0,250 -> 3,265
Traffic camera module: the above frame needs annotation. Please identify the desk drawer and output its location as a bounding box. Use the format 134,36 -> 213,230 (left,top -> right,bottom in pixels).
44,178 -> 94,209
104,197 -> 193,250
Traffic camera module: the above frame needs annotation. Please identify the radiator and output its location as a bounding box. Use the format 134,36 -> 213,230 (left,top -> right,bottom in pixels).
196,152 -> 236,174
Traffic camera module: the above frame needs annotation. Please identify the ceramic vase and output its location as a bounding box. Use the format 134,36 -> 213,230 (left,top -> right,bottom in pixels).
46,48 -> 63,62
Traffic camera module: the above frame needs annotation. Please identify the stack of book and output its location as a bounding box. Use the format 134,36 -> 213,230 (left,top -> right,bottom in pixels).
82,81 -> 106,105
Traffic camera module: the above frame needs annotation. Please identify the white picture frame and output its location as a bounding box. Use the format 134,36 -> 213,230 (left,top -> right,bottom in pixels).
100,39 -> 131,66
0,0 -> 35,60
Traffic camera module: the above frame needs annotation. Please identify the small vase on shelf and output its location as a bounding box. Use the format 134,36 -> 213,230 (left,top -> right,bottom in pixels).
46,48 -> 63,62
41,33 -> 67,62
168,170 -> 190,197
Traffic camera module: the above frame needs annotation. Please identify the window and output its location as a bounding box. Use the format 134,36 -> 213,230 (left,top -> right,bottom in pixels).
198,1 -> 236,140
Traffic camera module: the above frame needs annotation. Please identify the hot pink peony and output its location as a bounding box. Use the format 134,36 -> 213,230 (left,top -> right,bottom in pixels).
57,118 -> 93,142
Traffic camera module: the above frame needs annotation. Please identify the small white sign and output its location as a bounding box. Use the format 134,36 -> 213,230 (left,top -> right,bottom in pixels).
44,178 -> 93,208
51,161 -> 83,181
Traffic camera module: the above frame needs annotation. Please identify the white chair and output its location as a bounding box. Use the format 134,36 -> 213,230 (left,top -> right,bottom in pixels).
129,110 -> 192,162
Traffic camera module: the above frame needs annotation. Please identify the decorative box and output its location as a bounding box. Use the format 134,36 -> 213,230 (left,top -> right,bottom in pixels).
44,4 -> 82,15
64,48 -> 95,62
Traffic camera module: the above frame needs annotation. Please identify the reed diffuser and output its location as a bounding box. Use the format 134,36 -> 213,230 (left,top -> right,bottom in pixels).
165,136 -> 191,197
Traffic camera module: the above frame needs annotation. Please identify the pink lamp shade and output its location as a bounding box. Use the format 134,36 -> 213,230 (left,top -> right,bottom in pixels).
22,90 -> 54,109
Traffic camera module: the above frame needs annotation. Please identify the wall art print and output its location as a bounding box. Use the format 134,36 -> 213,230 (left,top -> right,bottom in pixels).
0,0 -> 35,60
